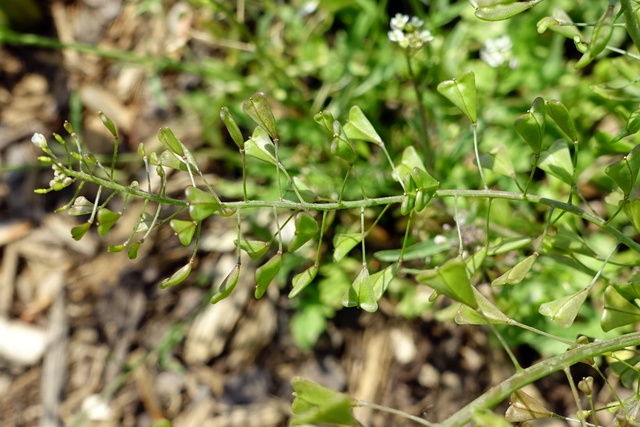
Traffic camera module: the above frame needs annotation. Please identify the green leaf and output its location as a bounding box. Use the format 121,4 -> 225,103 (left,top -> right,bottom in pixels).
371,262 -> 400,300
211,264 -> 240,303
331,121 -> 356,163
313,110 -> 335,133
479,144 -> 516,178
98,111 -> 118,138
491,253 -> 538,286
539,288 -> 589,328
69,196 -> 94,216
71,222 -> 92,241
97,208 -> 121,236
220,106 -> 244,149
127,241 -> 141,259
455,287 -> 510,325
159,261 -> 192,289
289,213 -> 320,253
416,258 -> 478,309
588,4 -> 614,58
342,266 -> 377,312
487,236 -> 533,256
333,233 -> 363,262
244,126 -> 277,165
255,253 -> 282,298
289,265 -> 319,298
291,377 -> 358,426
342,105 -> 382,144
624,198 -> 640,234
158,127 -> 185,157
538,139 -> 574,185
242,92 -> 278,139
601,286 -> 640,332
186,186 -> 221,221
475,1 -> 536,21
472,409 -> 512,427
545,100 -> 578,142
170,219 -> 197,246
514,97 -> 546,154
606,145 -> 640,196
610,355 -> 640,388
505,390 -> 553,422
374,239 -> 451,262
542,228 -> 596,257
437,71 -> 477,123
237,239 -> 271,260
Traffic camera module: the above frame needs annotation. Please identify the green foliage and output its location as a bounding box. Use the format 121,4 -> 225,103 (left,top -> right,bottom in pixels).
27,0 -> 640,425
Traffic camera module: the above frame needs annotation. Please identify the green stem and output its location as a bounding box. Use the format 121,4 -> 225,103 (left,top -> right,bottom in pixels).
54,166 -> 640,254
440,332 -> 640,427
621,0 -> 640,54
405,52 -> 435,170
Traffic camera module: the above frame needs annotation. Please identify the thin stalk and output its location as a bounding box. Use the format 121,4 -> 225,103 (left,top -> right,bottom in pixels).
440,332 -> 640,427
356,400 -> 434,427
405,52 -> 434,170
621,0 -> 640,53
472,123 -> 488,190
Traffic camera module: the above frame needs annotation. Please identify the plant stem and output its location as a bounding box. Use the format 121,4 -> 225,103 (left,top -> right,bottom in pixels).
356,400 -> 434,426
621,0 -> 640,54
405,52 -> 435,171
440,332 -> 640,427
56,166 -> 640,254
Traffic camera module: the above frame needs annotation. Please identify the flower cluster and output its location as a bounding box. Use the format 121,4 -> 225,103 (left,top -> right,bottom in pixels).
32,133 -> 74,191
480,35 -> 518,69
388,13 -> 434,50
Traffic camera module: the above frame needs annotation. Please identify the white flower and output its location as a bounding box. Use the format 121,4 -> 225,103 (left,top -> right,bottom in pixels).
409,16 -> 424,29
480,35 -> 517,68
388,15 -> 433,50
390,13 -> 410,31
31,133 -> 48,149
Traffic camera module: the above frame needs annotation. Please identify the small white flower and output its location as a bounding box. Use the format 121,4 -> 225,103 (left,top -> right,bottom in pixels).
409,16 -> 424,29
480,35 -> 516,68
390,13 -> 410,31
31,133 -> 48,149
388,29 -> 405,43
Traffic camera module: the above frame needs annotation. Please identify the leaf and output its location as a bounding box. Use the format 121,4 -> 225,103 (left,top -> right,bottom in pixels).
237,239 -> 270,260
158,127 -> 185,157
538,139 -> 574,185
606,145 -> 640,196
255,253 -> 282,298
97,208 -> 121,236
542,228 -> 596,257
475,1 -> 536,21
505,390 -> 553,422
127,241 -> 141,259
492,253 -> 538,286
211,264 -> 240,303
291,377 -> 358,426
186,186 -> 221,221
159,262 -> 192,289
545,100 -> 578,142
289,213 -> 320,253
624,198 -> 640,234
539,288 -> 589,328
487,236 -> 533,256
69,196 -> 94,216
342,266 -> 377,312
416,258 -> 478,309
609,354 -> 640,388
220,106 -> 244,149
330,121 -> 356,163
333,233 -> 363,262
437,71 -> 477,123
371,262 -> 400,300
289,265 -> 319,298
244,126 -> 277,165
455,287 -> 510,325
242,92 -> 278,139
374,239 -> 451,262
170,219 -> 197,246
342,106 -> 382,144
479,144 -> 516,178
601,286 -> 640,332
514,97 -> 546,154
71,222 -> 92,241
